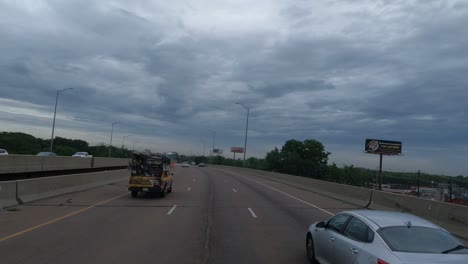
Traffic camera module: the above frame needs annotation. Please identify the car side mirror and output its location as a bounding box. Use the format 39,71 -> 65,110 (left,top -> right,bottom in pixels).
316,221 -> 326,228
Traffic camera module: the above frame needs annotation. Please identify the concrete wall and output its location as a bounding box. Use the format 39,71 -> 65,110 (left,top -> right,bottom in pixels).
215,166 -> 468,240
0,155 -> 130,174
0,155 -> 43,174
93,157 -> 130,168
0,180 -> 17,208
42,156 -> 92,171
17,169 -> 129,203
0,169 -> 129,208
369,190 -> 468,236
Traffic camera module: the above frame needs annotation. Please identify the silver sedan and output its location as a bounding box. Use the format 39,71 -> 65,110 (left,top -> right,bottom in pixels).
306,210 -> 468,264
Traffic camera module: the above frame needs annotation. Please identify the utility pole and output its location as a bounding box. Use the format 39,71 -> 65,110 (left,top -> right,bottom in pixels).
417,170 -> 420,197
449,176 -> 453,202
378,153 -> 383,190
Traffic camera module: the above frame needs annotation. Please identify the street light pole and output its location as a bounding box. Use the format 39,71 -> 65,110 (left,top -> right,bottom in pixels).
122,135 -> 130,149
201,139 -> 206,156
236,103 -> 250,167
213,131 -> 216,153
108,121 -> 120,157
50,88 -> 73,152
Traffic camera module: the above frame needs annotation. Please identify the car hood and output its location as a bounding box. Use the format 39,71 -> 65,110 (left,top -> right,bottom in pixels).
393,252 -> 468,264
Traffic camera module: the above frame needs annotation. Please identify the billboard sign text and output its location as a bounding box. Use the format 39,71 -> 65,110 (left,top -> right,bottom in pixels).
365,139 -> 402,155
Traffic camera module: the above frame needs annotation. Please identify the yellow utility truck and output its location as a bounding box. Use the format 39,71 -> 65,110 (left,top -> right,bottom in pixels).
128,152 -> 173,197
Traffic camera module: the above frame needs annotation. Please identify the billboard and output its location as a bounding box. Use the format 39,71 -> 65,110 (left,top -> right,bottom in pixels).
230,147 -> 244,153
213,149 -> 223,154
365,139 -> 402,155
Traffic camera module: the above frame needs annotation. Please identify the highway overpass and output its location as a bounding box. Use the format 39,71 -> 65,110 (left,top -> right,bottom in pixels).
1,165 -> 467,264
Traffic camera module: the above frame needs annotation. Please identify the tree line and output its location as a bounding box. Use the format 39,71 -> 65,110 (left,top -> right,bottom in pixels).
2,131 -> 466,188
0,132 -> 132,158
185,139 -> 468,189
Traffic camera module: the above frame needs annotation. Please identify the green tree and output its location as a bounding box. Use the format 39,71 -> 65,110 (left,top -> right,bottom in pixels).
0,132 -> 43,154
265,147 -> 282,171
265,139 -> 330,178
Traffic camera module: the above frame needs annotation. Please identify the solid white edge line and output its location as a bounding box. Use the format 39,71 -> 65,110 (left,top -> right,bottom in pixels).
167,205 -> 177,215
232,188 -> 237,193
187,187 -> 191,191
238,172 -> 334,216
248,208 -> 257,218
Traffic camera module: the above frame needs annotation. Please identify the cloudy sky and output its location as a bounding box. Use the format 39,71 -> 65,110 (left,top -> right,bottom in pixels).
1,0 -> 468,175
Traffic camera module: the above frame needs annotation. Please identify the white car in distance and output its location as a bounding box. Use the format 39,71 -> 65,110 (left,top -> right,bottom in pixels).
0,149 -> 8,155
72,152 -> 92,157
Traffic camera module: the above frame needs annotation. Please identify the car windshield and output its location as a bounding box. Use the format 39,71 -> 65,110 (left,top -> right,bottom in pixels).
378,226 -> 467,254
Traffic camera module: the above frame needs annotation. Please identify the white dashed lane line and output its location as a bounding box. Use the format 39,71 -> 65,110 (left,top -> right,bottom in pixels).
232,188 -> 237,193
167,205 -> 177,215
248,208 -> 257,218
233,172 -> 333,216
187,187 -> 191,191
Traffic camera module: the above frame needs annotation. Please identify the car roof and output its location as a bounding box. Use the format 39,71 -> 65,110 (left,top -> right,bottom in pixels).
343,210 -> 438,230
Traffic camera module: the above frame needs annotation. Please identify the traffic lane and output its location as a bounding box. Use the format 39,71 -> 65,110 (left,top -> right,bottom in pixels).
1,167 -> 211,264
0,181 -> 128,239
217,168 -> 360,215
1,201 -> 207,264
1,167 -> 199,239
204,168 -> 331,264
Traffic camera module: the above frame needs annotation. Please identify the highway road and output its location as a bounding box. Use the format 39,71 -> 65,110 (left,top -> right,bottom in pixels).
1,166 -> 361,264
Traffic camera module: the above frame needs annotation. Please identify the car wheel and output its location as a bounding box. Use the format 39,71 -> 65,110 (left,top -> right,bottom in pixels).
167,184 -> 172,193
306,233 -> 318,264
160,185 -> 166,197
131,191 -> 138,197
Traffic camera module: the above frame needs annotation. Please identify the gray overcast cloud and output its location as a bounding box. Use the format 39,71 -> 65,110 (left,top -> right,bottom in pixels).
1,0 -> 468,175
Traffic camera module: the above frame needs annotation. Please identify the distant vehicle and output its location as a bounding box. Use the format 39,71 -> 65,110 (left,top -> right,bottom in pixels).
72,152 -> 92,157
128,152 -> 173,198
191,162 -> 196,166
36,152 -> 57,157
198,163 -> 205,167
0,149 -> 8,155
306,210 -> 468,264
182,162 -> 189,168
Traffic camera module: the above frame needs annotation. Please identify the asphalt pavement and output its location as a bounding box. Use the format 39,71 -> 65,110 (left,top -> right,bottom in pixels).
0,166 -> 361,264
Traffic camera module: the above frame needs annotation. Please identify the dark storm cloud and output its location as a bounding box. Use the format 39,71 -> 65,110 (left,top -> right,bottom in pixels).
1,0 -> 468,174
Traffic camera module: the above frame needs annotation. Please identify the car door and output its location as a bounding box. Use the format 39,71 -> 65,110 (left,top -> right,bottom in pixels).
333,216 -> 374,264
314,213 -> 351,264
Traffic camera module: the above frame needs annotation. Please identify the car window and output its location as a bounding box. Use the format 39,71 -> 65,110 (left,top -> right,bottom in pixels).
343,217 -> 374,243
327,214 -> 350,233
378,226 -> 467,254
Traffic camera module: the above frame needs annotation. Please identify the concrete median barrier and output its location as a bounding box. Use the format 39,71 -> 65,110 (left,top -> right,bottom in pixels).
215,166 -> 468,240
93,157 -> 130,168
0,181 -> 17,208
0,155 -> 131,174
0,155 -> 43,174
41,156 -> 92,171
370,190 -> 468,238
17,169 -> 129,203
